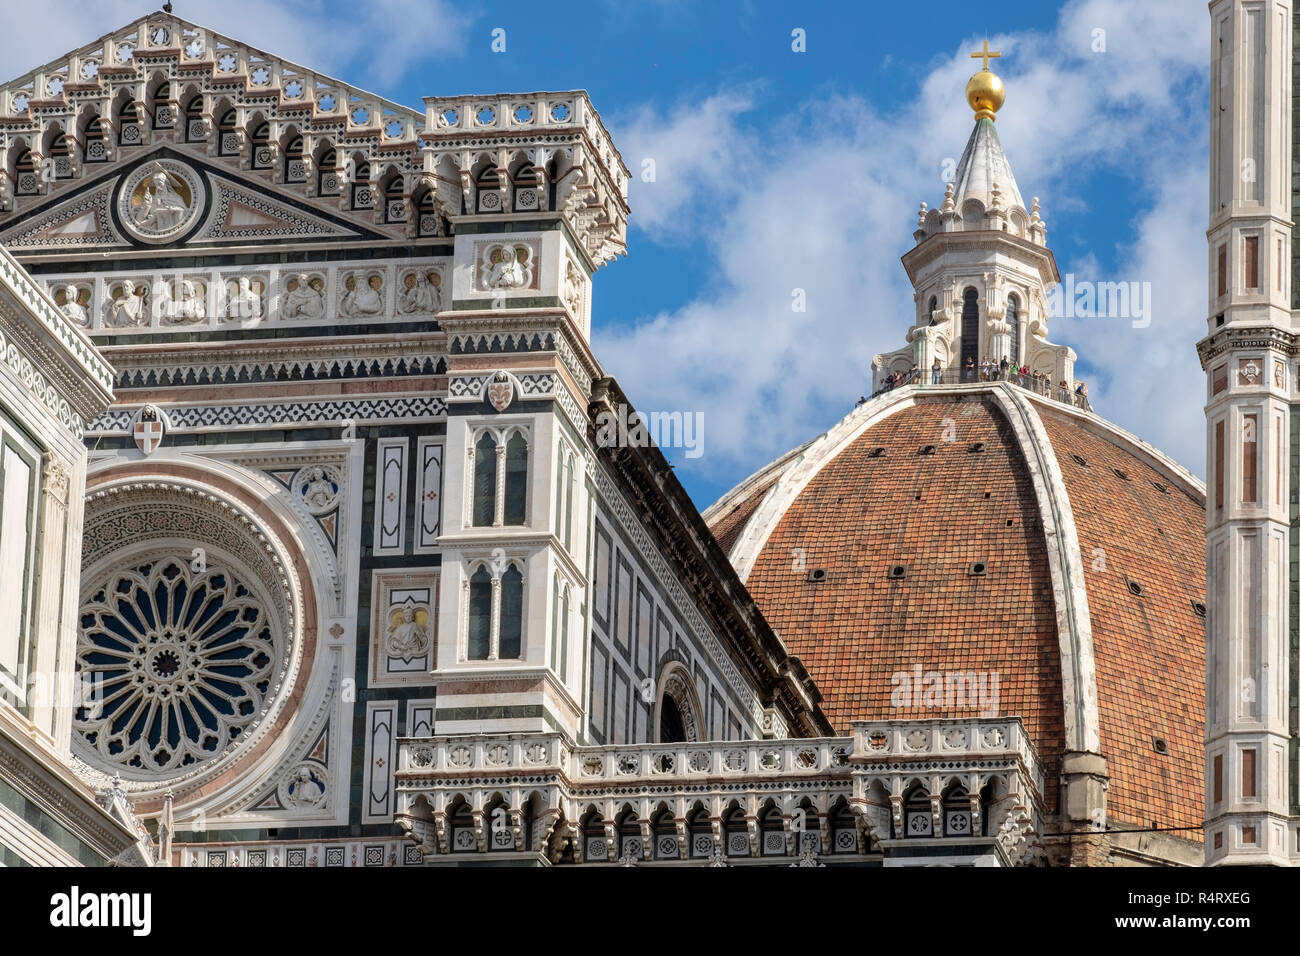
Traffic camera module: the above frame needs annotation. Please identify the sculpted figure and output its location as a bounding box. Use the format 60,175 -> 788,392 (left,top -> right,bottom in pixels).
58,284 -> 88,326
133,167 -> 189,231
341,274 -> 383,317
283,273 -> 325,319
226,276 -> 262,320
398,272 -> 440,314
487,246 -> 526,289
110,280 -> 147,327
386,607 -> 430,661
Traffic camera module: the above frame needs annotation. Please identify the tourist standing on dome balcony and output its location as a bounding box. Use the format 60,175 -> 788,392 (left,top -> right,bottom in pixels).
931,358 -> 942,385
964,357 -> 975,382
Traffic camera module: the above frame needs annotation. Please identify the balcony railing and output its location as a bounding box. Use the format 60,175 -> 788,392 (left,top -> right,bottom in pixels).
871,368 -> 1093,412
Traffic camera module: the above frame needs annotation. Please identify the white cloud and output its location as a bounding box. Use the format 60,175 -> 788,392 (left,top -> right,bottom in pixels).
598,0 -> 1210,497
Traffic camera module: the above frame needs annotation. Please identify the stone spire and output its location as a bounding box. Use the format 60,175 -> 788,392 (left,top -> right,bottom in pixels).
950,117 -> 1026,216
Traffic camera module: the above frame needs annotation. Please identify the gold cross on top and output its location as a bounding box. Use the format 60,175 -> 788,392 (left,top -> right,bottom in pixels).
970,39 -> 1001,71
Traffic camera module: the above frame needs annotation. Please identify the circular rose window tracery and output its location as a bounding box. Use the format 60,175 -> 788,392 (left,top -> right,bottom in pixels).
74,477 -> 305,795
76,555 -> 278,774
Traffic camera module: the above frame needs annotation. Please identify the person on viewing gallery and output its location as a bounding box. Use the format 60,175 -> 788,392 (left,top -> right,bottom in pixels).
964,356 -> 975,382
931,358 -> 942,385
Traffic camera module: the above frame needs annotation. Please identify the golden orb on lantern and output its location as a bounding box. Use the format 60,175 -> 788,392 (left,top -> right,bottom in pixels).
966,39 -> 1005,120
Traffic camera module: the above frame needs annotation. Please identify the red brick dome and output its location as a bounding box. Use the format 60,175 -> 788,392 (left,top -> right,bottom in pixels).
705,383 -> 1206,842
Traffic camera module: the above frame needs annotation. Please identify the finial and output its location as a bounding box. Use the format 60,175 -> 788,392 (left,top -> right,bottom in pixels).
966,39 -> 1006,121
917,201 -> 928,228
1031,196 -> 1041,220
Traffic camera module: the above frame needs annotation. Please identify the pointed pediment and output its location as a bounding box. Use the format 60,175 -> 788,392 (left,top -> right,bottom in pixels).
0,182 -> 123,249
199,172 -> 373,244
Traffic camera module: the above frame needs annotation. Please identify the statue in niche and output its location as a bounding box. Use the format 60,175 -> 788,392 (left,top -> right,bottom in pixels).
385,606 -> 430,662
109,279 -> 148,327
165,279 -> 206,324
340,273 -> 383,317
56,284 -> 89,326
486,245 -> 527,290
398,271 -> 441,314
283,273 -> 325,319
226,276 -> 263,320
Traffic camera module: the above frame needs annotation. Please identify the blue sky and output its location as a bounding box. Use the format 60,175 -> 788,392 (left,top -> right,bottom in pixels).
16,1 -> 1210,507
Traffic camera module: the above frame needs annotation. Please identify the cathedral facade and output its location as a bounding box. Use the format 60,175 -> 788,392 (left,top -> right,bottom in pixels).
0,11 -> 1215,868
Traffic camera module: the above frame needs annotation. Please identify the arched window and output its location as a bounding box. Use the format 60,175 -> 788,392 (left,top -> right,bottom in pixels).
794,802 -> 821,855
467,566 -> 492,660
318,147 -> 337,195
687,806 -> 714,859
960,287 -> 980,371
615,809 -> 641,860
118,101 -> 141,146
415,187 -> 442,236
13,149 -> 37,195
83,117 -> 106,163
562,452 -> 574,550
250,121 -> 271,169
759,804 -> 785,856
503,433 -> 528,525
476,165 -> 503,213
448,801 -> 476,854
350,159 -> 372,210
722,805 -> 748,858
903,784 -> 932,838
498,565 -> 523,658
48,133 -> 73,179
942,783 -> 973,837
651,808 -> 678,860
152,82 -> 173,129
659,694 -> 686,743
1006,293 -> 1021,368
383,174 -> 405,223
184,95 -> 204,142
513,163 -> 540,211
829,801 -> 857,854
218,108 -> 238,155
550,579 -> 570,681
472,432 -> 498,526
284,136 -> 305,183
581,811 -> 608,862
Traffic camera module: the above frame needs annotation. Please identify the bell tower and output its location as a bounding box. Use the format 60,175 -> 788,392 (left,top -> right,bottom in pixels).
1200,0 -> 1296,866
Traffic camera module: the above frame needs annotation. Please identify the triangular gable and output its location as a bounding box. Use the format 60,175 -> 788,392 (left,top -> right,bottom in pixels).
0,182 -> 123,249
198,172 -> 369,244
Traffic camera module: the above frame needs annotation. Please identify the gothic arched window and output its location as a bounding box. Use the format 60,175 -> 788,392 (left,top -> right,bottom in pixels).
467,566 -> 493,660
498,565 -> 524,658
13,149 -> 37,195
152,82 -> 173,129
284,136 -> 305,183
48,132 -> 73,179
475,164 -> 502,213
1006,293 -> 1021,368
217,108 -> 239,156
659,694 -> 686,743
184,96 -> 204,142
513,163 -> 540,211
83,117 -> 106,163
350,160 -> 372,210
250,121 -> 271,169
472,432 -> 498,526
503,433 -> 528,525
318,147 -> 337,195
960,287 -> 980,370
118,101 -> 141,146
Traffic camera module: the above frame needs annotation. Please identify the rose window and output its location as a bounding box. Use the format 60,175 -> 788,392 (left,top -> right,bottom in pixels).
75,556 -> 279,775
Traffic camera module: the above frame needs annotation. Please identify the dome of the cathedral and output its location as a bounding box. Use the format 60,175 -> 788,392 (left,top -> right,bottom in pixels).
704,383 -> 1206,837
